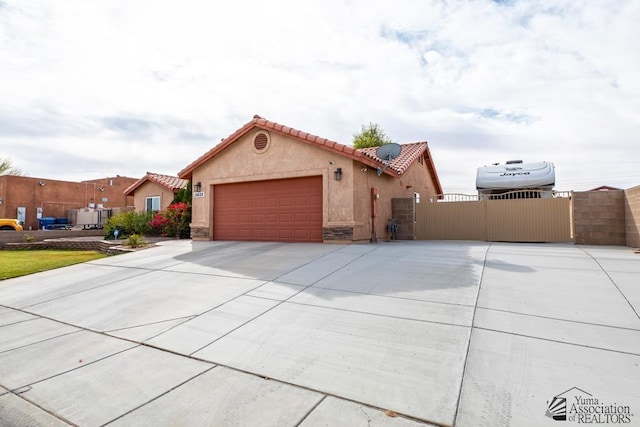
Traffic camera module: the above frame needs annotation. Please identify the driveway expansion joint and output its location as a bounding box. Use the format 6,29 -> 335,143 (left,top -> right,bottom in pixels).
578,246 -> 640,321
452,242 -> 492,425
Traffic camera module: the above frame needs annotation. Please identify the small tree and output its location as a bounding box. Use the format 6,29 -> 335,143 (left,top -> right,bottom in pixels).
0,158 -> 25,176
352,122 -> 392,149
171,181 -> 192,204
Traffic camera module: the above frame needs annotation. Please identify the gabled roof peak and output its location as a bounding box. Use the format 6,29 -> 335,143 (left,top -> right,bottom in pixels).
177,116 -> 442,194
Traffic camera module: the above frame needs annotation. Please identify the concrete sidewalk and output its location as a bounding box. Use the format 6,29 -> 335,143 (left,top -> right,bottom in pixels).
0,241 -> 638,426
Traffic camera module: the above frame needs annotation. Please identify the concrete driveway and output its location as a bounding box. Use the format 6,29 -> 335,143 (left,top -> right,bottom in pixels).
0,241 -> 638,426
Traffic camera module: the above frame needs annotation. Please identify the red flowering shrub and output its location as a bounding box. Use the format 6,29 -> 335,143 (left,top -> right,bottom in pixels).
148,203 -> 191,238
149,213 -> 169,235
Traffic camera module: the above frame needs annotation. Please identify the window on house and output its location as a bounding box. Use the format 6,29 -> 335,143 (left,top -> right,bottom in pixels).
145,196 -> 160,212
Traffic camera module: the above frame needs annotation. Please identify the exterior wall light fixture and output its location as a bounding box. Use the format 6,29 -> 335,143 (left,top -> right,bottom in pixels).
194,181 -> 202,192
334,168 -> 342,181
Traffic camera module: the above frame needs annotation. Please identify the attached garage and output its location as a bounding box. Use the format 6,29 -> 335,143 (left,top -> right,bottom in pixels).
213,176 -> 323,242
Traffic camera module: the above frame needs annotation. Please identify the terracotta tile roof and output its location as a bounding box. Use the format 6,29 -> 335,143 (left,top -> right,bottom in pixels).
359,142 -> 443,194
359,142 -> 425,175
124,172 -> 189,196
178,115 -> 443,194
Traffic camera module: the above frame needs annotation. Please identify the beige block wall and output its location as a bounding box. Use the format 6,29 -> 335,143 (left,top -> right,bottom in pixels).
391,198 -> 416,240
573,190 -> 626,245
190,130 -> 358,239
625,185 -> 640,248
132,181 -> 176,213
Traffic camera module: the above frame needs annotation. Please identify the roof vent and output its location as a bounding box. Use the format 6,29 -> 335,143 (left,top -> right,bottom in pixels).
506,160 -> 523,164
253,132 -> 269,151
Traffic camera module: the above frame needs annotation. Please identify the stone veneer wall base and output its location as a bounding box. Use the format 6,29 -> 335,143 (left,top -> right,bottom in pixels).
323,227 -> 354,241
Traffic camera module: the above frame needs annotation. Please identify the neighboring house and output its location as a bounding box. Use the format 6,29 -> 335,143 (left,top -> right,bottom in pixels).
124,172 -> 189,213
178,115 -> 443,243
0,175 -> 137,230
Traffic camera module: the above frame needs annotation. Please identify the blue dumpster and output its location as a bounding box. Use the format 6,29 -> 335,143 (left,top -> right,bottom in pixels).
39,217 -> 56,229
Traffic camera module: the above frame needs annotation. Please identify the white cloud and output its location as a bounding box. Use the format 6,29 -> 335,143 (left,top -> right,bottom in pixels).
0,0 -> 638,193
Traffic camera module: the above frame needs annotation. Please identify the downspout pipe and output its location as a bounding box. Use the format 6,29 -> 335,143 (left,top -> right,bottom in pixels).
370,187 -> 378,243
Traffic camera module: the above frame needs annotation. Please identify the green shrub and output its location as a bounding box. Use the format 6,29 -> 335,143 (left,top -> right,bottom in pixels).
104,211 -> 154,239
126,234 -> 147,248
131,210 -> 155,235
104,211 -> 133,238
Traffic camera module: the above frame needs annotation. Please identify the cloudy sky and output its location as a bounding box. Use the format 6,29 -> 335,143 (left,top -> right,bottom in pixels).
1,0 -> 638,194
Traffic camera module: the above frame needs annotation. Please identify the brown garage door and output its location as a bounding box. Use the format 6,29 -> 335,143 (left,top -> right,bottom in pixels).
213,176 -> 323,242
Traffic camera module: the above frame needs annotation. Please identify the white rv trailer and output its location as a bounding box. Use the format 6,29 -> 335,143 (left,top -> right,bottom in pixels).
476,160 -> 555,199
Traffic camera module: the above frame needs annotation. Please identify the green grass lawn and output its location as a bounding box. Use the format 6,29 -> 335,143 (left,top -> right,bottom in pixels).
0,250 -> 107,280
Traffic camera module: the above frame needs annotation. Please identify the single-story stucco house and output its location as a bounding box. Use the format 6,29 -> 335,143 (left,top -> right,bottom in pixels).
124,172 -> 189,213
178,115 -> 443,243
